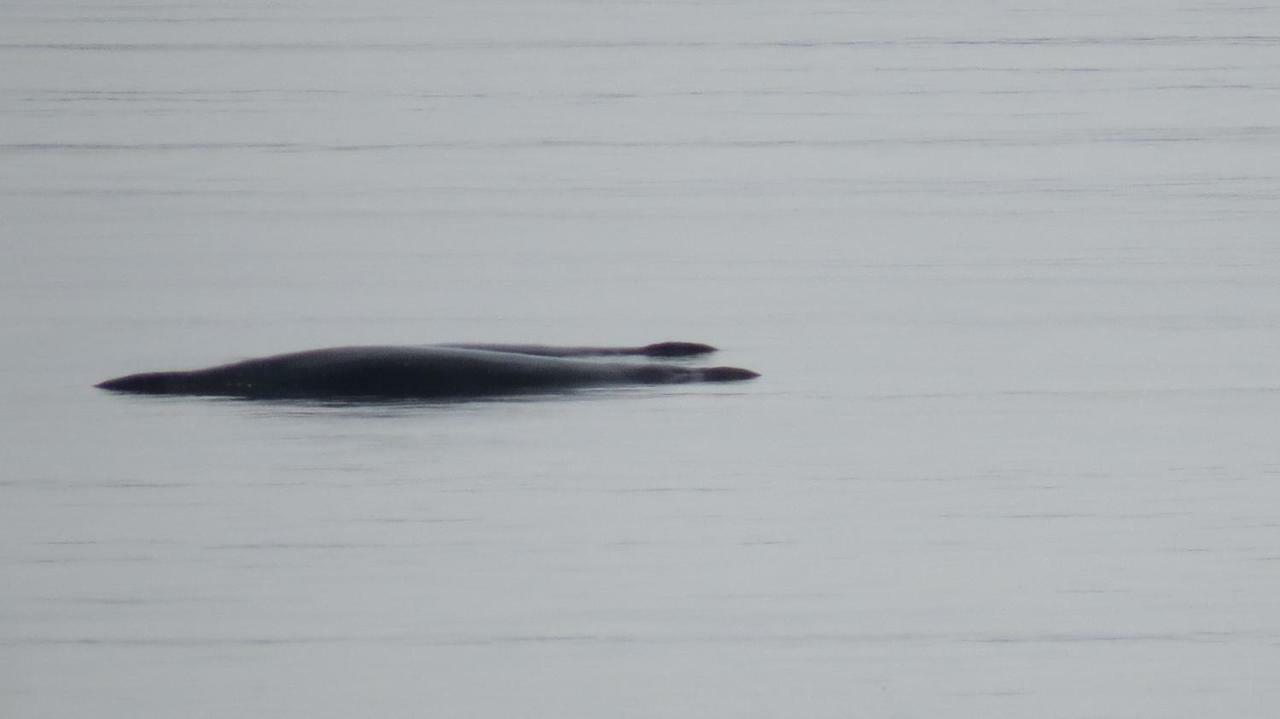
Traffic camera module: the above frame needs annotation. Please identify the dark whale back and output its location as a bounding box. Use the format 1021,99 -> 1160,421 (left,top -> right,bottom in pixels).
96,345 -> 759,399
440,341 -> 716,358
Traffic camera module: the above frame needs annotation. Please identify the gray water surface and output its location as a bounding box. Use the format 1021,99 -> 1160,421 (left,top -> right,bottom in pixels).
3,1 -> 1280,716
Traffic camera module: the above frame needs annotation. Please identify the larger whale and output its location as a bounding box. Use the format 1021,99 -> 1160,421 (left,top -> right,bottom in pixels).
95,342 -> 759,399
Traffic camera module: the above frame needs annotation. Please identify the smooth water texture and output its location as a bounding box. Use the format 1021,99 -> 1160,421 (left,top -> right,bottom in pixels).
3,1 -> 1280,716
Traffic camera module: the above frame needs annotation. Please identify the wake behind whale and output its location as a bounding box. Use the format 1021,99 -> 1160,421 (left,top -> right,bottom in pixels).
96,342 -> 759,400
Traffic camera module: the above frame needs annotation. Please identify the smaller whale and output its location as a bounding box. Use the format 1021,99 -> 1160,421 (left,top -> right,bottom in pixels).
438,341 -> 716,358
96,343 -> 759,400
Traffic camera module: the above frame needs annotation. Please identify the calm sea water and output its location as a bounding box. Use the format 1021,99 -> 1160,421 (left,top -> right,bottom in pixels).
3,1 -> 1280,716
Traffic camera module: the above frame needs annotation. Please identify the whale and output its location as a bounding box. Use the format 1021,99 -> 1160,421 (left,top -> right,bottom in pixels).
95,343 -> 759,399
437,341 -> 716,358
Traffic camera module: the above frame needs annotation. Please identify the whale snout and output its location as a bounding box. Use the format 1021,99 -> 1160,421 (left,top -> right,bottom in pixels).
641,342 -> 717,357
629,364 -> 757,384
700,366 -> 760,382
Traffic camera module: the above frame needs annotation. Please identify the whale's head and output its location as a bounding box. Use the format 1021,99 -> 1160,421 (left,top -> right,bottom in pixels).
641,342 -> 717,357
699,366 -> 760,382
629,365 -> 759,384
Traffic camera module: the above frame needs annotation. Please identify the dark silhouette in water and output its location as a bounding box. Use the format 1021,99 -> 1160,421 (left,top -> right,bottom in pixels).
96,342 -> 758,399
439,341 -> 716,358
